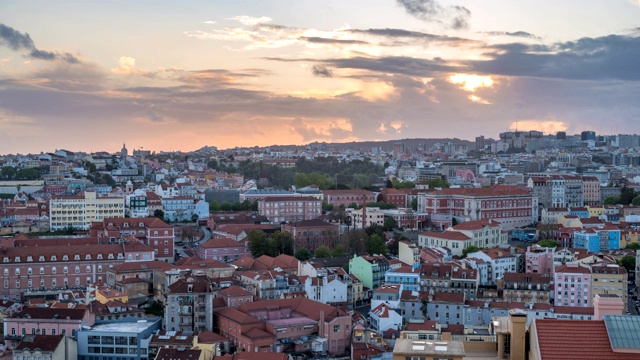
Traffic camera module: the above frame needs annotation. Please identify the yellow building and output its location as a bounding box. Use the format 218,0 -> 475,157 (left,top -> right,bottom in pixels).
558,214 -> 582,228
94,288 -> 129,304
587,205 -> 605,218
590,263 -> 628,311
621,230 -> 640,248
49,191 -> 125,230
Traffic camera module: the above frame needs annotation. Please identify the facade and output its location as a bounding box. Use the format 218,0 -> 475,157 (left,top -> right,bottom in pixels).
12,334 -> 77,360
76,318 -> 161,360
398,241 -> 420,267
525,245 -> 556,275
349,207 -> 385,229
196,237 -> 249,263
379,188 -> 408,208
3,307 -> 94,350
369,303 -> 402,332
417,185 -> 535,230
164,275 -> 214,332
418,219 -> 507,257
384,266 -> 421,292
590,263 -> 628,311
573,226 -> 621,253
89,217 -> 175,262
321,190 -> 377,208
554,264 -> 592,307
0,236 -> 152,301
49,192 -> 125,231
214,297 -> 352,356
501,273 -> 551,304
281,219 -> 340,252
349,256 -> 389,290
258,196 -> 322,224
304,276 -> 348,304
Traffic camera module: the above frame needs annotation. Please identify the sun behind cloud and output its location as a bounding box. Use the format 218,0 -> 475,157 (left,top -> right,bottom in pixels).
449,74 -> 494,92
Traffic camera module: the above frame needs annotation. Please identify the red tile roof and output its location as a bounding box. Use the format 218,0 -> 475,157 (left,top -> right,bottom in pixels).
534,319 -> 639,360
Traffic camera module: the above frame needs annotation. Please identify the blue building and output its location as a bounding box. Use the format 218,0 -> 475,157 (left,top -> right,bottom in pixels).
384,266 -> 421,291
568,207 -> 590,219
573,227 -> 621,252
77,318 -> 161,360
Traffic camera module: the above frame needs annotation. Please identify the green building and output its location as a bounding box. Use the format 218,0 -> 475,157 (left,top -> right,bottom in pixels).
349,255 -> 390,290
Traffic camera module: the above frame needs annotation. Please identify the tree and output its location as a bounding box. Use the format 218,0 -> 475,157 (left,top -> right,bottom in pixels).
1,166 -> 17,180
182,226 -> 201,247
425,178 -> 449,189
604,196 -> 620,205
385,179 -> 393,188
632,195 -> 640,206
383,217 -> 398,231
315,245 -> 332,258
342,229 -> 368,255
626,243 -> 640,251
619,186 -> 637,205
248,229 -> 277,257
332,243 -> 346,257
461,245 -> 481,259
154,209 -> 165,220
411,198 -> 418,211
295,248 -> 312,261
618,255 -> 636,272
191,214 -> 199,223
220,201 -> 232,212
209,200 -> 221,212
272,231 -> 294,256
16,168 -> 41,180
367,234 -> 388,255
537,239 -> 561,248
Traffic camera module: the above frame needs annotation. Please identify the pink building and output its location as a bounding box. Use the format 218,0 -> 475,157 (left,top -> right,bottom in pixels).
197,237 -> 250,263
258,196 -> 322,224
525,245 -> 555,275
0,235 -> 153,301
554,263 -> 592,307
3,306 -> 94,349
321,190 -> 377,208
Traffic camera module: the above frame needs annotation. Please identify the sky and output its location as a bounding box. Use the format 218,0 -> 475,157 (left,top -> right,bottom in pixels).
1,0 -> 640,154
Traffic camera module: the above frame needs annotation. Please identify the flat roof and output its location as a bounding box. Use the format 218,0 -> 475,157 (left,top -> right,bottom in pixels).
86,320 -> 159,333
393,338 -> 465,357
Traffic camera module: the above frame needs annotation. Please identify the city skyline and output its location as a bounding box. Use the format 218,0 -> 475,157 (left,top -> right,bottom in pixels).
1,0 -> 640,154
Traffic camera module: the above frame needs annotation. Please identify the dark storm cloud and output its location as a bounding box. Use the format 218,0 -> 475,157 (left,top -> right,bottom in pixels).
300,36 -> 368,45
473,34 -> 640,80
0,23 -> 80,64
311,65 -> 332,77
345,28 -> 480,46
481,31 -> 539,39
396,0 -> 471,29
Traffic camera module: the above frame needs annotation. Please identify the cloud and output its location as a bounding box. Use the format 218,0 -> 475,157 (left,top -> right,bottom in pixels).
480,31 -> 539,39
300,36 -> 368,45
227,16 -> 273,26
0,23 -> 80,64
203,21 -> 217,25
396,0 -> 471,29
472,34 -> 640,80
311,65 -> 332,77
345,28 -> 481,46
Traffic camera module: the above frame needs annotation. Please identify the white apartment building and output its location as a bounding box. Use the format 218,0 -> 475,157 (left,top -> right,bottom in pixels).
49,191 -> 125,230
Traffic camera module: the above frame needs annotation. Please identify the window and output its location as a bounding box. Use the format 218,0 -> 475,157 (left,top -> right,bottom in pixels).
333,325 -> 341,332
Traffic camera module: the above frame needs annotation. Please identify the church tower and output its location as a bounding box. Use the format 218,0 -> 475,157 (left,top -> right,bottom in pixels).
121,143 -> 128,159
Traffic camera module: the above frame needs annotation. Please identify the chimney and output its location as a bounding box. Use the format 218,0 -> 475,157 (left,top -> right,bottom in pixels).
361,195 -> 367,229
319,310 -> 325,337
508,309 -> 527,360
593,294 -> 624,320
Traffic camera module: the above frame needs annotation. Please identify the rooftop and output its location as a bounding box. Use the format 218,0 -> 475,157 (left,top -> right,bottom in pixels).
86,319 -> 159,333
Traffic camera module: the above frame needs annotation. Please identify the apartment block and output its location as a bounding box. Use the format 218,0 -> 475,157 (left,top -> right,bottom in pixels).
49,192 -> 125,231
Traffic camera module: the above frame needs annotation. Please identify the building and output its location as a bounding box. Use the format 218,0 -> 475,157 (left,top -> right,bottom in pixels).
590,263 -> 628,311
417,185 -> 535,230
379,188 -> 408,208
89,217 -> 175,262
392,337 -> 465,360
214,297 -> 352,355
281,219 -> 340,252
3,306 -> 94,350
525,245 -> 556,275
501,273 -> 551,304
258,196 -> 322,224
0,235 -> 153,301
573,225 -> 621,253
384,266 -> 420,292
418,219 -> 507,257
398,241 -> 420,267
76,317 -> 162,360
12,334 -> 77,360
321,190 -> 377,208
349,255 -> 389,290
369,303 -> 402,332
554,263 -> 592,307
49,192 -> 125,231
349,207 -> 385,229
196,237 -> 250,263
164,275 -> 214,332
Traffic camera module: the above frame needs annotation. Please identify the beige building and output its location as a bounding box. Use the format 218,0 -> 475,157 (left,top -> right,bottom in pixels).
349,207 -> 385,229
590,263 -> 628,311
419,219 -> 507,257
398,241 -> 420,267
49,191 -> 125,230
